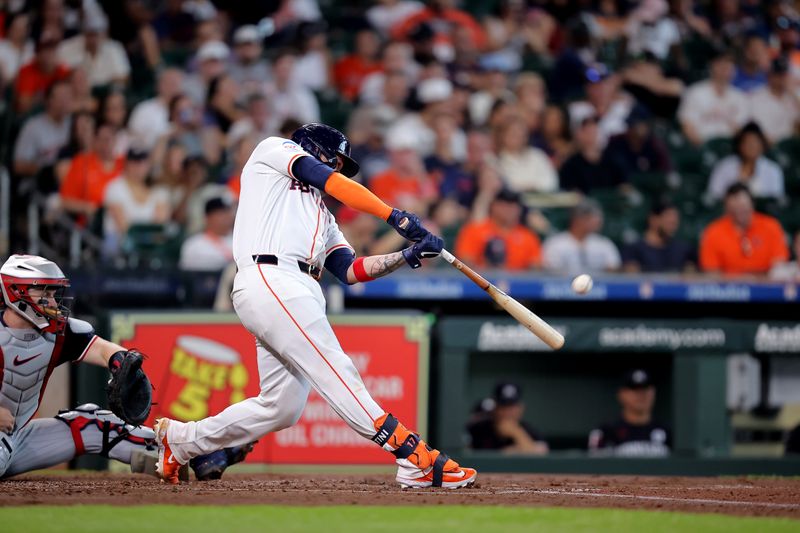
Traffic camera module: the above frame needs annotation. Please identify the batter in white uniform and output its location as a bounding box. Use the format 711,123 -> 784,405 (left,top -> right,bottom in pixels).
155,123 -> 477,488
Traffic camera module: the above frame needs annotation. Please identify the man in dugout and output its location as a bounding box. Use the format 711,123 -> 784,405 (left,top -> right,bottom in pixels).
588,369 -> 671,457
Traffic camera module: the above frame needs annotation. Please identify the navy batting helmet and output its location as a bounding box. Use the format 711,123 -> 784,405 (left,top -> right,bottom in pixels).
291,123 -> 360,177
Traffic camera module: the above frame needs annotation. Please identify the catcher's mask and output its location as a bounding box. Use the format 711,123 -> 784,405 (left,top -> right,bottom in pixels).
0,255 -> 72,334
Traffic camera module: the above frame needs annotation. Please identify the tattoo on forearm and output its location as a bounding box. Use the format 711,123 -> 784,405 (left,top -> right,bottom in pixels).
367,252 -> 405,279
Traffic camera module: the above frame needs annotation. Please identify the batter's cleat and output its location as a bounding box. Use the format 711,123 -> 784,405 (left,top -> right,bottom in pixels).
189,441 -> 257,481
130,449 -> 189,482
153,418 -> 185,485
373,413 -> 477,489
394,438 -> 477,489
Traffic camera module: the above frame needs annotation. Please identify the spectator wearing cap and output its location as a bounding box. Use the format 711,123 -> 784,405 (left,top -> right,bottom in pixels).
129,68 -> 185,150
368,129 -> 438,213
623,200 -> 694,273
770,230 -> 800,282
266,49 -> 320,125
678,49 -> 749,146
103,147 -> 170,255
733,34 -> 770,93
706,122 -> 784,202
700,183 -> 789,276
0,11 -> 34,83
466,382 -> 548,454
748,58 -> 800,144
542,199 -> 622,276
334,27 -> 382,101
13,80 -> 72,179
15,35 -> 70,113
60,122 -> 125,220
568,65 -> 633,149
228,25 -> 271,95
386,77 -> 466,159
588,369 -> 671,458
56,11 -> 130,88
179,197 -> 234,271
559,115 -> 625,195
603,104 -> 672,183
455,189 -> 542,271
184,40 -> 230,105
495,117 -> 558,194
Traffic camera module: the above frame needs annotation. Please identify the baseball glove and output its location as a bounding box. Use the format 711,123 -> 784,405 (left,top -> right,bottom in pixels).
106,350 -> 152,426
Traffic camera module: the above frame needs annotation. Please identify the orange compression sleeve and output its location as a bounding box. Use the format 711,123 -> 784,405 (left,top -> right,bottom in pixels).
324,172 -> 393,220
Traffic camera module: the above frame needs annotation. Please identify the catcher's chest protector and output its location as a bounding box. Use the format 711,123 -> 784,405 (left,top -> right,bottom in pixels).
0,325 -> 58,433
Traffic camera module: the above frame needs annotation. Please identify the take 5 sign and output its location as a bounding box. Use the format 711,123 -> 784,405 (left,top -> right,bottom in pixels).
110,312 -> 429,464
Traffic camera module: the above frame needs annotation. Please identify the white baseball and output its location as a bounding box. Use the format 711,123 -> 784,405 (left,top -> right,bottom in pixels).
571,274 -> 593,295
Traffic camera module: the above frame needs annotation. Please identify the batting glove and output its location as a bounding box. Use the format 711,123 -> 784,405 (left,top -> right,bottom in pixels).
402,233 -> 444,269
387,208 -> 428,242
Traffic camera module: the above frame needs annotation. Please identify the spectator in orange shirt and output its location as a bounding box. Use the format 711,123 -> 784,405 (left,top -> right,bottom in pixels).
334,27 -> 382,101
15,35 -> 70,113
60,122 -> 125,220
368,130 -> 438,212
700,183 -> 789,276
455,189 -> 542,270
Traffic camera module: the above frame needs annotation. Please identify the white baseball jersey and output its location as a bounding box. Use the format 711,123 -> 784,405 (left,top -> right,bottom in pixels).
232,137 -> 354,270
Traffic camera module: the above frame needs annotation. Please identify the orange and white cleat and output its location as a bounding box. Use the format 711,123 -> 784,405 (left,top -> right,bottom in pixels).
373,413 -> 477,489
153,418 -> 185,485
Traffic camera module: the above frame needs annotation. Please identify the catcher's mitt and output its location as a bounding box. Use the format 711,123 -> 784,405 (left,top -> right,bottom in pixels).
106,350 -> 152,426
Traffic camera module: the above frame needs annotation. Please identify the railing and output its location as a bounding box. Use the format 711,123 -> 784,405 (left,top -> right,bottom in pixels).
26,191 -> 104,268
0,166 -> 8,257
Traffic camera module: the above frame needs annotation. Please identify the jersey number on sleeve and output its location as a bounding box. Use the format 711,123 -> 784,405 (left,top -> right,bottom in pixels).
289,178 -> 311,193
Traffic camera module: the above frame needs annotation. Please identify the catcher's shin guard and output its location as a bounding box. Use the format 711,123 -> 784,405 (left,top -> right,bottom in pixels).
372,413 -> 477,489
55,403 -> 155,461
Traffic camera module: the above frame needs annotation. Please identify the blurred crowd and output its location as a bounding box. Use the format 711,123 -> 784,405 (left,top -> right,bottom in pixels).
2,0 -> 800,279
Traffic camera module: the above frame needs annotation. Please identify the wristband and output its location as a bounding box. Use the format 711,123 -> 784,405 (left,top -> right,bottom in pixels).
352,257 -> 375,282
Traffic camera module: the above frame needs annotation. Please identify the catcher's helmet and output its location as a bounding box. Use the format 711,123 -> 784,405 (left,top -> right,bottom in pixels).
291,123 -> 360,177
0,254 -> 71,333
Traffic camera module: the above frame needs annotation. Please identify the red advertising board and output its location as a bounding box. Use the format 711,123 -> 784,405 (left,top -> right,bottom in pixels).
111,313 -> 429,464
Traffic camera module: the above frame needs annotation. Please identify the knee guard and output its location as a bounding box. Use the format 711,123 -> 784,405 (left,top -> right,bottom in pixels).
56,403 -> 155,458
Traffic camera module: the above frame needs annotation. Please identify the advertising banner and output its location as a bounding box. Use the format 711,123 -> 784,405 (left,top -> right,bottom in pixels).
111,313 -> 429,464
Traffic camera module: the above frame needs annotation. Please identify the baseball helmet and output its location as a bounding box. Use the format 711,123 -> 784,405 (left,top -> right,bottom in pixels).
291,123 -> 360,177
0,254 -> 71,333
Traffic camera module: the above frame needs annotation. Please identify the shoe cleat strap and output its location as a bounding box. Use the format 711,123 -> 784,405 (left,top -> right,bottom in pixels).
432,452 -> 448,487
391,433 -> 421,460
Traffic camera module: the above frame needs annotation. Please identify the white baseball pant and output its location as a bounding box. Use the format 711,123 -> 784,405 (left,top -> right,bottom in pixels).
166,259 -> 386,463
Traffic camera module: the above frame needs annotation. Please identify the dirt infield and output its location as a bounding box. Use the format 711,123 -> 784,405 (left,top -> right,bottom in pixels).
2,473 -> 799,519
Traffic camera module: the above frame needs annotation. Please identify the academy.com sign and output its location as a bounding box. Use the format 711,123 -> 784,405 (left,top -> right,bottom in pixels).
754,324 -> 800,353
598,325 -> 727,350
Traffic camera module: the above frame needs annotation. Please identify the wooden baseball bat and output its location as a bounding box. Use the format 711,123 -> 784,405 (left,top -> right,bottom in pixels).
440,249 -> 565,350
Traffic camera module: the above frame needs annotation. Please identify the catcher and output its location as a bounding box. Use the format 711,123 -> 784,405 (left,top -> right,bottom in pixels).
0,254 -> 250,480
